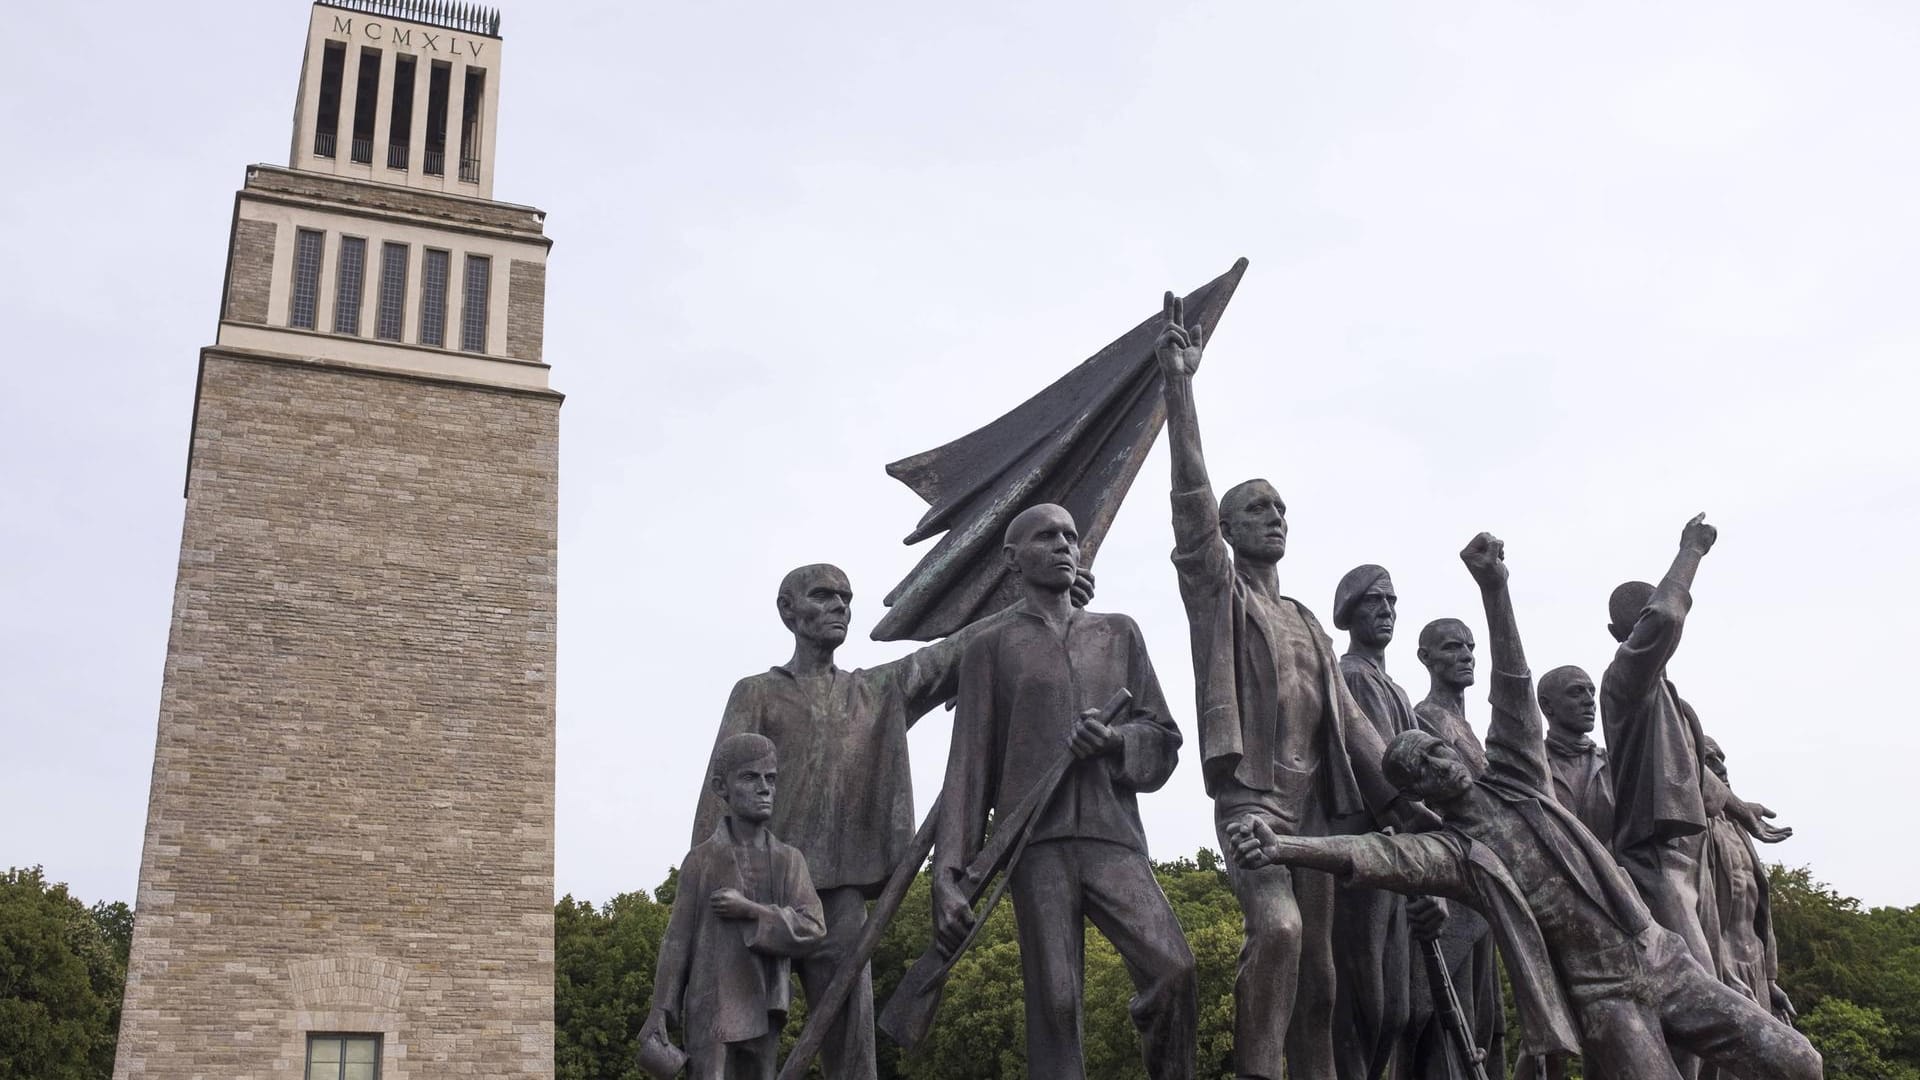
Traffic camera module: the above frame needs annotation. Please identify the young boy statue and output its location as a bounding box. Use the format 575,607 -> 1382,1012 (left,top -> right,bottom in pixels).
641,733 -> 827,1079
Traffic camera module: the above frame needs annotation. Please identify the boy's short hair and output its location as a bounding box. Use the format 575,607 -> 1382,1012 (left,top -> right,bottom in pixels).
711,732 -> 777,781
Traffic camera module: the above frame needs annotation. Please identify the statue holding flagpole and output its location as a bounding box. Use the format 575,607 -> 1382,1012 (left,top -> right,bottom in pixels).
764,260 -> 1251,1079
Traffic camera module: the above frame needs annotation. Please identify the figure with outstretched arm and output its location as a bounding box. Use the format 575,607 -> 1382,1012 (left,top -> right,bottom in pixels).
1157,292 -> 1427,1080
1700,736 -> 1796,1025
692,561 -> 1091,1080
1601,513 -> 1790,1040
1226,533 -> 1822,1080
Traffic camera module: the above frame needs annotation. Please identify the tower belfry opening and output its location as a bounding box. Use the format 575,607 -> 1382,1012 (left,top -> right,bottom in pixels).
114,2 -> 556,1077
289,0 -> 505,196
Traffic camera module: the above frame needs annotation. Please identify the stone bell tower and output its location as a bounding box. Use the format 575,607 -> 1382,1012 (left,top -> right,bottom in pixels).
114,2 -> 557,1077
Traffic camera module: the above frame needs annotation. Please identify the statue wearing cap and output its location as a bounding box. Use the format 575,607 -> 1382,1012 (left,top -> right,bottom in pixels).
1329,564 -> 1417,1080
1227,532 -> 1824,1080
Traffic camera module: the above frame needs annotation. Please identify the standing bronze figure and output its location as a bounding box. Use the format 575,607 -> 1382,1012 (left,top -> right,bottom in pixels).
1157,294 -> 1424,1080
1229,532 -> 1822,1080
931,503 -> 1197,1079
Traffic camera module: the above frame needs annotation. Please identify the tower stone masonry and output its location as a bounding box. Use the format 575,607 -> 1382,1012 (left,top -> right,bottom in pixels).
115,3 -> 557,1077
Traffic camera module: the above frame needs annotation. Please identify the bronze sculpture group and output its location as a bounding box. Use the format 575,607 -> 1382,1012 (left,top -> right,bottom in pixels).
637,272 -> 1820,1080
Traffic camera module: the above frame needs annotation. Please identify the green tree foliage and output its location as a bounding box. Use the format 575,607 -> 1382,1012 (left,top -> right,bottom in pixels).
561,853 -> 1248,1079
1771,865 -> 1920,1071
0,867 -> 126,1080
558,857 -> 1920,1078
553,885 -> 675,1080
1799,999 -> 1920,1080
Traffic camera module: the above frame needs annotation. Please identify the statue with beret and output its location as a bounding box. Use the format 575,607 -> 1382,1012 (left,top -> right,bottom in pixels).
1329,564 -> 1417,1080
1229,532 -> 1824,1080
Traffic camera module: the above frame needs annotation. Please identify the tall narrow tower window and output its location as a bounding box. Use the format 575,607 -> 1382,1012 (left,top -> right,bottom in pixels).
333,237 -> 366,335
458,69 -> 486,183
376,242 -> 408,341
424,61 -> 452,176
314,41 -> 346,158
350,47 -> 382,164
387,55 -> 416,170
289,229 -> 324,330
420,249 -> 450,347
461,255 -> 491,352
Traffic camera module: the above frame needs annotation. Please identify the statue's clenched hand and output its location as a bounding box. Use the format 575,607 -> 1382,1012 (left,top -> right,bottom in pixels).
1460,532 -> 1508,588
932,880 -> 976,959
1070,567 -> 1095,609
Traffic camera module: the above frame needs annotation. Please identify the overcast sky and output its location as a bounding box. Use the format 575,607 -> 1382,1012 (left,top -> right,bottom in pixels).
3,0 -> 1917,911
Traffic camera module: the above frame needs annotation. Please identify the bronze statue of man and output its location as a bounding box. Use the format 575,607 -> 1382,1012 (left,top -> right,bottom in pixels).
1229,532 -> 1823,1080
1701,737 -> 1795,1028
1330,565 -> 1415,1080
1538,665 -> 1614,843
694,562 -> 1087,1078
1409,616 -> 1506,1079
1601,514 -> 1789,1016
931,503 -> 1196,1079
1414,618 -> 1491,776
1156,295 -> 1418,1080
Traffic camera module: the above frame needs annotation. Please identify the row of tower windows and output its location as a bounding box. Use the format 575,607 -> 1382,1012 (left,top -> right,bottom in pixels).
289,228 -> 490,353
314,40 -> 484,180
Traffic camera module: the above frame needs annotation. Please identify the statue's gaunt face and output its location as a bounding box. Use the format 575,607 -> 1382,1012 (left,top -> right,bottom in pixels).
1544,673 -> 1597,734
1006,505 -> 1081,593
781,569 -> 852,647
1220,481 -> 1288,563
1421,627 -> 1476,690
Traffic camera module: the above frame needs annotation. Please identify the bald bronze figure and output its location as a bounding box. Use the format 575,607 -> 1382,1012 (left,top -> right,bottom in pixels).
1410,616 -> 1506,1080
931,503 -> 1196,1079
1601,516 -> 1792,1078
695,562 -> 1087,1079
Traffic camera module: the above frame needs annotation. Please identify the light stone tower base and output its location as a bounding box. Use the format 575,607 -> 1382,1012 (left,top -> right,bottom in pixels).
116,4 -> 557,1077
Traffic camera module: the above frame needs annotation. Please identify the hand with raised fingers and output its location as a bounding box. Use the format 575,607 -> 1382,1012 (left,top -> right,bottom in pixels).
1734,799 -> 1793,844
1681,512 -> 1718,556
1153,291 -> 1206,379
